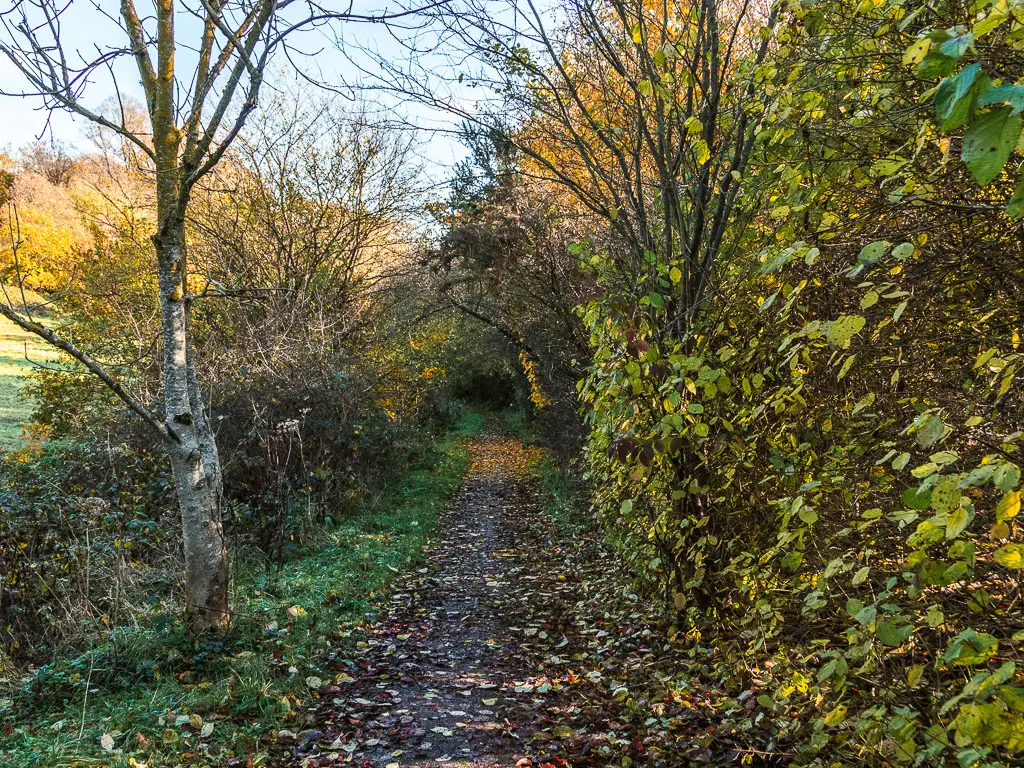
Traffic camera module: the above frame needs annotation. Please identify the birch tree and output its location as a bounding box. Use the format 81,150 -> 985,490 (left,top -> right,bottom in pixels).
0,0 -> 429,631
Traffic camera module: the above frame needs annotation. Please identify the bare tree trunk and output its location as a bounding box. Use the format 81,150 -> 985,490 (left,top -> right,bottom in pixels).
155,224 -> 229,631
1,0 -> 429,635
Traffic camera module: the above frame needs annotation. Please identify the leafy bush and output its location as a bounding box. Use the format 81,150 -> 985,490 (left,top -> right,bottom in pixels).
573,1 -> 1024,763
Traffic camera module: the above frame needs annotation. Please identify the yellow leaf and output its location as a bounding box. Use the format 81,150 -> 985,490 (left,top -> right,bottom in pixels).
694,139 -> 711,166
902,37 -> 930,67
997,490 -> 1021,522
824,705 -> 847,726
975,1 -> 1009,38
907,665 -> 924,687
994,543 -> 1024,570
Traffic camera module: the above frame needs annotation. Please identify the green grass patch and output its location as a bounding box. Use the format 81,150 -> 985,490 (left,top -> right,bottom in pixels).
0,290 -> 60,450
502,406 -> 587,531
502,406 -> 540,444
453,407 -> 485,437
0,420 -> 480,768
532,453 -> 587,533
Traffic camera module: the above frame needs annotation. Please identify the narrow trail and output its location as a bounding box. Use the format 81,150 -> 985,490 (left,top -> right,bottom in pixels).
278,436 -> 593,767
274,435 -> 767,768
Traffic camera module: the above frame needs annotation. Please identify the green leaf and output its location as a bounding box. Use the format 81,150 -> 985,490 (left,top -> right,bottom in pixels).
932,477 -> 961,515
838,353 -> 856,380
893,453 -> 911,471
826,315 -> 866,349
854,605 -> 877,625
917,51 -> 957,79
916,414 -> 946,448
693,139 -> 711,166
979,83 -> 1024,116
893,299 -> 909,322
939,33 -> 973,60
1008,179 -> 1024,219
908,665 -> 925,687
960,465 -> 994,486
930,451 -> 959,466
877,621 -> 913,647
891,242 -> 915,260
994,462 -> 1021,491
935,63 -> 981,130
798,507 -> 818,525
944,629 -> 998,666
961,107 -> 1022,186
857,240 -> 889,265
852,392 -> 875,414
817,656 -> 848,683
945,506 -> 969,539
904,486 -> 933,510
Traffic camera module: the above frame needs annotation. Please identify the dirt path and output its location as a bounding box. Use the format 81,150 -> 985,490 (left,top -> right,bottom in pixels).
278,436 -> 595,768
273,435 -> 773,768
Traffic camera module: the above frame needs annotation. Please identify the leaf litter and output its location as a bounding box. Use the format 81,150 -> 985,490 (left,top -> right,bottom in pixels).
276,436 -> 776,767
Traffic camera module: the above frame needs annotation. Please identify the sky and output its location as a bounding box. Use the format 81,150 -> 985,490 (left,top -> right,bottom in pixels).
0,0 -> 475,179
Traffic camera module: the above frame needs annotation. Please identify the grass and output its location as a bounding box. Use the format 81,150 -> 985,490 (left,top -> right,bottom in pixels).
532,453 -> 587,532
503,406 -> 588,531
0,287 -> 60,450
0,412 -> 483,768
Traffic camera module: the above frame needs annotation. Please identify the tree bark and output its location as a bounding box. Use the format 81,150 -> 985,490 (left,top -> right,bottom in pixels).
155,225 -> 230,631
1,0 -> 413,636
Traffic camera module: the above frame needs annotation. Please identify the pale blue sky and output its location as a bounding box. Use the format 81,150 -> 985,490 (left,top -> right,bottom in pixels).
0,1 -> 474,178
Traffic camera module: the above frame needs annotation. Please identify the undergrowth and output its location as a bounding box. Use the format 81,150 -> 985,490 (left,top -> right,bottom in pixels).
0,412 -> 482,768
504,406 -> 588,533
